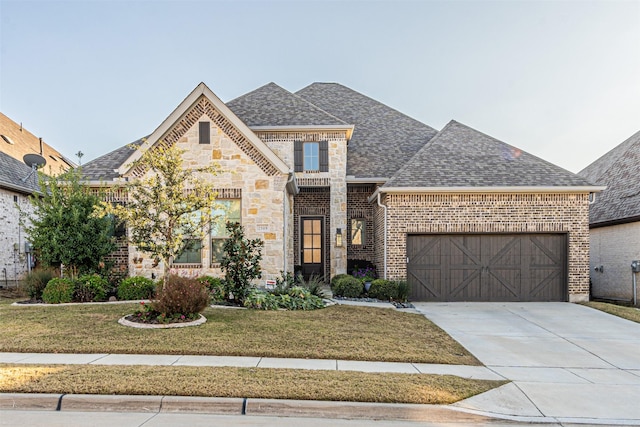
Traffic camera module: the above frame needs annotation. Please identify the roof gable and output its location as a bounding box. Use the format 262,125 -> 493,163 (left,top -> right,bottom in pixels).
296,83 -> 438,179
579,130 -> 640,225
227,82 -> 347,127
116,83 -> 289,179
383,120 -> 597,190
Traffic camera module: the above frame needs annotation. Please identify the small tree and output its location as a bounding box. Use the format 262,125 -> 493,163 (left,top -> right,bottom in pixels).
221,222 -> 263,304
100,142 -> 218,284
23,168 -> 116,278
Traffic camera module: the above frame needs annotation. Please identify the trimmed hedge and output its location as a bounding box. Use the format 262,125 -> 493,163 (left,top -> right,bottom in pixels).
117,276 -> 156,301
331,275 -> 363,298
42,278 -> 75,304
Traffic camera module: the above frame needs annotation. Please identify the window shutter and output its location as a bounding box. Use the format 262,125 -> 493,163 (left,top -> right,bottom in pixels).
199,122 -> 210,144
319,140 -> 329,172
294,141 -> 303,172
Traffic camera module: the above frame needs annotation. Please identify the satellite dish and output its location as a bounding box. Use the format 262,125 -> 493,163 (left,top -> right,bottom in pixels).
21,153 -> 47,183
23,153 -> 47,169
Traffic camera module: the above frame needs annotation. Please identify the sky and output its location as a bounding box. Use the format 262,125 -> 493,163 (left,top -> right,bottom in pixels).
0,0 -> 638,173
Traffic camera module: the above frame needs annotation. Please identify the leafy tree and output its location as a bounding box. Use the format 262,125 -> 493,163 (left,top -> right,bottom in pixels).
221,222 -> 264,304
23,168 -> 116,278
100,143 -> 218,284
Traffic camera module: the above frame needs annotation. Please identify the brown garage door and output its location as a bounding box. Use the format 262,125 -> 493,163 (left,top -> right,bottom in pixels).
407,234 -> 567,302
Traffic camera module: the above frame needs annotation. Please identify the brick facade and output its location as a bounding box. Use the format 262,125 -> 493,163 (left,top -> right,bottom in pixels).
293,188 -> 331,279
376,192 -> 591,301
347,184 -> 375,264
0,189 -> 33,286
589,222 -> 640,301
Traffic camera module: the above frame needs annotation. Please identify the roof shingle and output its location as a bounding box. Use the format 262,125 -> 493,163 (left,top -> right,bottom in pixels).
296,83 -> 438,179
579,130 -> 640,225
384,120 -> 595,188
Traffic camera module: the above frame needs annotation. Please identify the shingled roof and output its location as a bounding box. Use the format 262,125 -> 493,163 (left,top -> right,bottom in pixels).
81,138 -> 144,182
296,83 -> 438,179
579,130 -> 640,226
383,120 -> 596,189
0,150 -> 41,194
227,82 -> 347,127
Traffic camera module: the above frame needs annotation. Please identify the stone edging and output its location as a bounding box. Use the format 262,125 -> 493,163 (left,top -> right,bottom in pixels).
118,314 -> 207,329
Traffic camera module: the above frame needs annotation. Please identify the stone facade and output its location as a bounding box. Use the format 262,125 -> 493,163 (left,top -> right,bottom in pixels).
589,222 -> 640,301
0,189 -> 34,286
128,109 -> 288,283
257,130 -> 349,279
375,192 -> 591,301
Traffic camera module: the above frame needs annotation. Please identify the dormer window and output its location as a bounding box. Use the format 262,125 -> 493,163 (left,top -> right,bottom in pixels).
199,122 -> 210,144
294,140 -> 328,172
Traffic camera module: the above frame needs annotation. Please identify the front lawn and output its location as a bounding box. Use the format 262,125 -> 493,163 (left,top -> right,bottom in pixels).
583,301 -> 640,323
0,301 -> 479,365
0,364 -> 504,405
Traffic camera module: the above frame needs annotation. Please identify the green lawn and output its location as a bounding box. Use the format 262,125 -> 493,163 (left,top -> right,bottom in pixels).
583,301 -> 640,323
0,301 -> 479,365
0,295 -> 506,404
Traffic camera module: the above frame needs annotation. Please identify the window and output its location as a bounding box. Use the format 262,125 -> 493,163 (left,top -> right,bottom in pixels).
211,199 -> 241,264
173,210 -> 203,265
351,219 -> 365,246
173,240 -> 202,264
294,140 -> 329,172
199,122 -> 210,144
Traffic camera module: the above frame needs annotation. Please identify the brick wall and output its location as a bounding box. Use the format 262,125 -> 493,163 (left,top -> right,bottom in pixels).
293,188 -> 331,279
0,189 -> 33,286
589,222 -> 640,302
347,184 -> 375,264
377,192 -> 591,301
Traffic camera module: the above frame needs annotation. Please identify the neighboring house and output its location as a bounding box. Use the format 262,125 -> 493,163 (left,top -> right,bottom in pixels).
0,112 -> 74,175
82,82 -> 602,302
0,113 -> 75,286
579,130 -> 640,303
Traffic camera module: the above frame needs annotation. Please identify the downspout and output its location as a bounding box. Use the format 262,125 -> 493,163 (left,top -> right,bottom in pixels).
283,172 -> 295,273
376,192 -> 387,280
589,192 -> 597,204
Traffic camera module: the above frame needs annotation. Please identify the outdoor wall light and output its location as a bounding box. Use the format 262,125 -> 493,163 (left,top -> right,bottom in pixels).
336,228 -> 343,247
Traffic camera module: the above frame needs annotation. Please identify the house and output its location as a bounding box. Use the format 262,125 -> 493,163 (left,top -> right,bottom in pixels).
579,130 -> 640,303
82,82 -> 602,302
0,113 -> 74,286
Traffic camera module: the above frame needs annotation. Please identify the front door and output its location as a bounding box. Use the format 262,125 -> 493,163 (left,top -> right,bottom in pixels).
301,217 -> 324,279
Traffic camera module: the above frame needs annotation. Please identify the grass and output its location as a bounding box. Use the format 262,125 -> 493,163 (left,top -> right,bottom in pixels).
0,364 -> 505,405
0,300 -> 479,365
583,301 -> 640,323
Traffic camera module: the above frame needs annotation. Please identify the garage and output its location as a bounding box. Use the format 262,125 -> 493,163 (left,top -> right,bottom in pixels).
407,234 -> 567,302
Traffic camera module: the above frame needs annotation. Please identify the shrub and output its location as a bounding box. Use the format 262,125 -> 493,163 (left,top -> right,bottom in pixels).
75,274 -> 108,302
331,275 -> 363,298
396,280 -> 409,302
117,276 -> 156,301
330,274 -> 350,288
296,274 -> 327,298
42,278 -> 75,304
22,268 -> 57,300
244,289 -> 279,310
271,272 -> 327,299
198,276 -> 227,302
220,222 -> 263,304
152,275 -> 209,317
368,279 -> 398,301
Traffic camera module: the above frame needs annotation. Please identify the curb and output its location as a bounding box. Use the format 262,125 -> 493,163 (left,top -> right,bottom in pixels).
0,393 -> 499,423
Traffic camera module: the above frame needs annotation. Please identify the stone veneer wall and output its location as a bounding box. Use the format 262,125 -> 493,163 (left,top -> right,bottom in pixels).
0,189 -> 33,286
347,184 -> 375,264
257,131 -> 348,278
128,112 -> 288,283
589,221 -> 640,302
379,192 -> 591,301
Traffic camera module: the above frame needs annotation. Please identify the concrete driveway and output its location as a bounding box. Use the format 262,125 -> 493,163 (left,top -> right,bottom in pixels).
413,302 -> 640,424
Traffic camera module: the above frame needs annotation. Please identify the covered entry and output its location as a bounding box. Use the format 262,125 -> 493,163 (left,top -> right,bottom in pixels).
407,234 -> 567,302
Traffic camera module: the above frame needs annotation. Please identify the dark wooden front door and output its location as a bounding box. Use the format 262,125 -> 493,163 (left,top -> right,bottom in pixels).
407,234 -> 567,302
301,217 -> 324,279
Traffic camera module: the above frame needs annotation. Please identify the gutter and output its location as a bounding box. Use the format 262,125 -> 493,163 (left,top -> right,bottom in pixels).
376,192 -> 387,280
377,186 -> 607,194
346,176 -> 388,184
0,180 -> 39,195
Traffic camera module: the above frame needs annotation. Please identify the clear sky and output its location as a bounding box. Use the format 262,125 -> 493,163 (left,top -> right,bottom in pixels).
1,0 -> 638,173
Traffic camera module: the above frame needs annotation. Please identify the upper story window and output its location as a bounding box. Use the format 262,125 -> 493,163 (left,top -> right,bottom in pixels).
199,122 -> 210,144
294,140 -> 328,172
